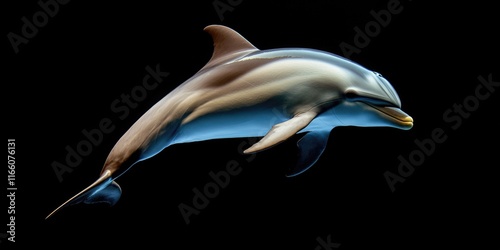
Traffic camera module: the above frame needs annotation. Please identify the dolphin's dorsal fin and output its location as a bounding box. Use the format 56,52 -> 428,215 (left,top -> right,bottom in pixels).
202,25 -> 259,70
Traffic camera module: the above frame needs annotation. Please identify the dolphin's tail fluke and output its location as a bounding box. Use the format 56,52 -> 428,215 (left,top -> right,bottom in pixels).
45,170 -> 122,219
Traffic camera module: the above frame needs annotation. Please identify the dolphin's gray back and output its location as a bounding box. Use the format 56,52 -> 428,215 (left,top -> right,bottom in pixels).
243,48 -> 370,79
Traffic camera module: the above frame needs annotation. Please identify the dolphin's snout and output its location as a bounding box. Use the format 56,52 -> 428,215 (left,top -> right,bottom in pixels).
370,105 -> 413,130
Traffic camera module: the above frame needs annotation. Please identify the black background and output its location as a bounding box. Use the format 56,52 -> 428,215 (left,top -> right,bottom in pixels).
3,0 -> 499,249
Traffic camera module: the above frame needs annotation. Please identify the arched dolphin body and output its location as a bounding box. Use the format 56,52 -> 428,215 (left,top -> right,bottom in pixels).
47,25 -> 413,219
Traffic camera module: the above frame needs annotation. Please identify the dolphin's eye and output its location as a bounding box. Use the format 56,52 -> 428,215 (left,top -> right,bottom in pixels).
373,71 -> 383,77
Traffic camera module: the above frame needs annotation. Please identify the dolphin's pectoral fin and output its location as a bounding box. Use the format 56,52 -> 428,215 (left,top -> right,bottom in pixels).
243,110 -> 318,154
286,130 -> 331,177
84,181 -> 122,206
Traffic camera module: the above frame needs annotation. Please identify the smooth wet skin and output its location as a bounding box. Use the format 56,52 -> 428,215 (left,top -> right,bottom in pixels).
47,25 -> 412,219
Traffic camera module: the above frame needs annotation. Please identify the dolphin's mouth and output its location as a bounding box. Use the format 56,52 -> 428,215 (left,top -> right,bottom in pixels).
367,104 -> 414,129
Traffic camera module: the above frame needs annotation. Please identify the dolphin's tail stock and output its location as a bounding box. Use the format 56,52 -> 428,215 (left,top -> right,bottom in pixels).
45,170 -> 122,219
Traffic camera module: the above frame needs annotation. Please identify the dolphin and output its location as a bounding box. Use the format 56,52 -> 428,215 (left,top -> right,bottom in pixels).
46,24 -> 413,219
